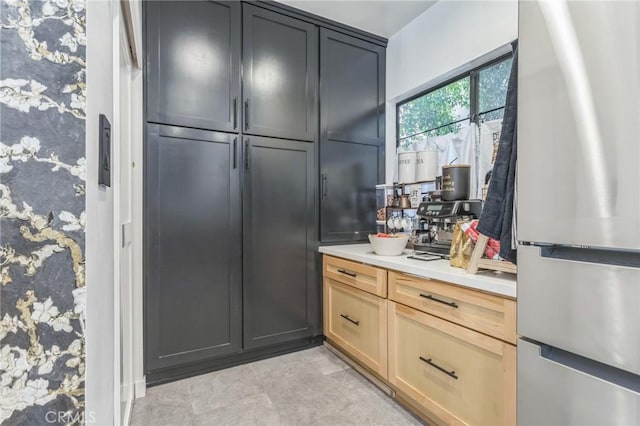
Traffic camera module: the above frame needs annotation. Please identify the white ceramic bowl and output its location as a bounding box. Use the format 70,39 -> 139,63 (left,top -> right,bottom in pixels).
368,234 -> 409,256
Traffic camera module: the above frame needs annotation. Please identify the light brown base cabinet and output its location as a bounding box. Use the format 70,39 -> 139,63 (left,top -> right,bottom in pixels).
322,255 -> 517,426
323,278 -> 388,378
324,255 -> 388,297
388,271 -> 517,345
388,301 -> 516,425
323,255 -> 388,378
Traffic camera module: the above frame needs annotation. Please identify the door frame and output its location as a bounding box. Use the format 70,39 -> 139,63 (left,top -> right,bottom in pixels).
114,1 -> 143,424
120,0 -> 146,400
115,21 -> 134,423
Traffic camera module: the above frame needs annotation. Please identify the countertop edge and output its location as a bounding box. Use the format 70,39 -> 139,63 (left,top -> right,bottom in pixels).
319,245 -> 517,299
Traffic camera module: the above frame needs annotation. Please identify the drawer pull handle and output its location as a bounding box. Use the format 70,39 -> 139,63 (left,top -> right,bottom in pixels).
340,314 -> 360,326
337,269 -> 357,278
419,356 -> 458,380
419,293 -> 458,308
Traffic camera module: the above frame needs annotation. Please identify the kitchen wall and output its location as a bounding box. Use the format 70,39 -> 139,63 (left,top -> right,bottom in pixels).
0,0 -> 123,424
384,0 -> 518,183
0,0 -> 87,423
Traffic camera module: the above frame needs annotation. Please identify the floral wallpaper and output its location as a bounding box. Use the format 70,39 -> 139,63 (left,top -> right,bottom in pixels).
0,0 -> 86,424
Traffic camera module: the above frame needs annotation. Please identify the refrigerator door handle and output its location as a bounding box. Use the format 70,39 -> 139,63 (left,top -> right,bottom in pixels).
535,340 -> 640,394
539,245 -> 640,269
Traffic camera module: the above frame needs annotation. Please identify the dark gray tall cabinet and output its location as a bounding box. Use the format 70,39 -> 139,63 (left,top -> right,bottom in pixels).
146,1 -> 241,133
242,136 -> 315,349
319,29 -> 386,242
145,124 -> 242,371
145,0 -> 385,382
242,5 -> 317,141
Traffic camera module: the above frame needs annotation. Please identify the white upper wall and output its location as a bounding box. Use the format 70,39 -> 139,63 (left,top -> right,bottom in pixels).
384,0 -> 518,182
386,0 -> 518,102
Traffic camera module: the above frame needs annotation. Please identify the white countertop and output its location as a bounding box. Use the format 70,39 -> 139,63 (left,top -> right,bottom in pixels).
319,244 -> 517,298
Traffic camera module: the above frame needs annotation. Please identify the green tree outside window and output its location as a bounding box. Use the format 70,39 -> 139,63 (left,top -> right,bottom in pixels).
397,56 -> 512,150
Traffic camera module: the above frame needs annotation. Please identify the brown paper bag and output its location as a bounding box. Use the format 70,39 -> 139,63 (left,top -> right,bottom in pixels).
449,222 -> 475,269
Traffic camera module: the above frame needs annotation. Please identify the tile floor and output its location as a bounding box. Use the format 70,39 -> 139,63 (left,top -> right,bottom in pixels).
131,346 -> 424,426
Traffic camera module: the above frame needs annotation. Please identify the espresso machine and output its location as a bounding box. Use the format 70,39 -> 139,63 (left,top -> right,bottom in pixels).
410,199 -> 483,258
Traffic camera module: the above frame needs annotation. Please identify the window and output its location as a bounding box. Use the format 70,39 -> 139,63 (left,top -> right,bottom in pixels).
477,57 -> 513,121
397,54 -> 513,150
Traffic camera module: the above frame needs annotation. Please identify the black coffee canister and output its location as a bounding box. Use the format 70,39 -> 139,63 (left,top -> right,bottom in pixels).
441,164 -> 471,201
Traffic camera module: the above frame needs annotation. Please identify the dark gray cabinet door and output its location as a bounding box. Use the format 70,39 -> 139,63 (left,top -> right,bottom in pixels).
319,29 -> 385,241
243,5 -> 318,141
146,1 -> 240,132
242,136 -> 315,349
320,28 -> 385,146
145,124 -> 241,371
320,140 -> 382,242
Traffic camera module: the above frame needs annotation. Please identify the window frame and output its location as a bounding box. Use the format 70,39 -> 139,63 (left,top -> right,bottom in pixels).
396,52 -> 513,147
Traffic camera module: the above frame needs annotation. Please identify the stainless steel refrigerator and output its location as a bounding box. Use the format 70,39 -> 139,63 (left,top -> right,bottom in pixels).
517,1 -> 640,424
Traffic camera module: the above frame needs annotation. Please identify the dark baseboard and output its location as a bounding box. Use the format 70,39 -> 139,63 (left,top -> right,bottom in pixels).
146,335 -> 325,386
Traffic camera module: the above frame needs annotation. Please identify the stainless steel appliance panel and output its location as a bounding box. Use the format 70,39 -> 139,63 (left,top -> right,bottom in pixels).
518,339 -> 640,426
518,1 -> 640,250
518,245 -> 640,375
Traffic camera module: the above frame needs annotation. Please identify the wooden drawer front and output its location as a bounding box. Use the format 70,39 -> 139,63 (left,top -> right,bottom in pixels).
323,278 -> 387,378
323,255 -> 387,297
388,302 -> 516,426
388,272 -> 516,344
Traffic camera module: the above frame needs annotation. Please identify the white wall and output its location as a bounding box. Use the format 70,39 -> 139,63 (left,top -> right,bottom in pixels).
384,0 -> 518,183
86,0 -> 116,423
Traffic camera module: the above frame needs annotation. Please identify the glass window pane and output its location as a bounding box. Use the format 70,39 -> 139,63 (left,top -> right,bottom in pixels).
398,119 -> 471,151
479,108 -> 505,122
478,57 -> 513,114
398,77 -> 470,141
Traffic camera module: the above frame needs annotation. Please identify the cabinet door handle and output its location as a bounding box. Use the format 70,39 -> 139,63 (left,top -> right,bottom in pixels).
233,137 -> 237,169
340,314 -> 359,326
419,356 -> 458,380
321,174 -> 327,200
419,293 -> 459,308
244,99 -> 249,130
244,139 -> 250,169
233,97 -> 238,129
337,269 -> 356,278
